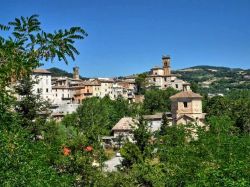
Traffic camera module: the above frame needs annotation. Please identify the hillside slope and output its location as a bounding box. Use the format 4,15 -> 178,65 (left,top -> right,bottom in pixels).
173,66 -> 250,94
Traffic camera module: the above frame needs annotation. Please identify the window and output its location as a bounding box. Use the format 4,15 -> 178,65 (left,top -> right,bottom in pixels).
184,102 -> 188,108
46,88 -> 48,93
37,88 -> 39,93
56,94 -> 57,97
155,72 -> 157,75
175,84 -> 178,88
164,77 -> 167,81
164,85 -> 167,87
153,78 -> 156,82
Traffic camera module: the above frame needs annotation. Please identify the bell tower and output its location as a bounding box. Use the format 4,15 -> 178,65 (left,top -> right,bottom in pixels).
73,66 -> 80,80
162,55 -> 171,75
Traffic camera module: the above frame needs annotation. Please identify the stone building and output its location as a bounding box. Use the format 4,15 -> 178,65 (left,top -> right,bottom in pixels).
170,85 -> 206,126
147,55 -> 187,91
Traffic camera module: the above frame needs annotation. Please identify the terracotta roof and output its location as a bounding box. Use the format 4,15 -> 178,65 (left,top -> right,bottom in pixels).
170,91 -> 202,99
112,117 -> 137,131
82,80 -> 101,86
33,69 -> 51,74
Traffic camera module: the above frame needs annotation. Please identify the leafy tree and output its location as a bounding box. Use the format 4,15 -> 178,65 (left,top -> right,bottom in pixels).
143,87 -> 178,114
135,73 -> 148,95
14,76 -> 50,137
158,113 -> 170,136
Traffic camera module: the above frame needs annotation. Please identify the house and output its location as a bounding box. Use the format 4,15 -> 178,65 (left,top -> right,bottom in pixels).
32,69 -> 53,101
143,112 -> 172,132
170,85 -> 206,126
112,117 -> 138,142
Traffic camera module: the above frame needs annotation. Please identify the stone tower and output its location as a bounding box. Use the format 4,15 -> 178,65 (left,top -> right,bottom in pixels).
73,66 -> 79,80
170,85 -> 205,126
162,55 -> 171,76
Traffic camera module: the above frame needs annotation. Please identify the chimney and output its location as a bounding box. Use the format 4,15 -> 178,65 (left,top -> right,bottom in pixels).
73,66 -> 79,80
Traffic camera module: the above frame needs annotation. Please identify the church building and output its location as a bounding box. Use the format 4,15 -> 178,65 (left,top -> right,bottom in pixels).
170,84 -> 206,126
147,55 -> 187,91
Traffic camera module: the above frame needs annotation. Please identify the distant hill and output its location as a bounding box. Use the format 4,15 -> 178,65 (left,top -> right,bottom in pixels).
173,65 -> 250,94
47,67 -> 88,80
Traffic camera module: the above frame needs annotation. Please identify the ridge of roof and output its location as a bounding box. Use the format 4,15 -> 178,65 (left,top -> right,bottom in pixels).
170,91 -> 202,99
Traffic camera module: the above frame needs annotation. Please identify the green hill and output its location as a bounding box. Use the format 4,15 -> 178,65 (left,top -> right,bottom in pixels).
47,67 -> 88,80
173,66 -> 250,94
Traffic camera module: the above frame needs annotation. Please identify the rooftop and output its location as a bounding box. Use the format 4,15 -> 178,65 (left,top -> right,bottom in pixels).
112,117 -> 137,131
33,69 -> 51,74
170,91 -> 202,99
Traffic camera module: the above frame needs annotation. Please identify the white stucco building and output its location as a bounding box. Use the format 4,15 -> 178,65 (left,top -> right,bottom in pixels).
32,69 -> 53,101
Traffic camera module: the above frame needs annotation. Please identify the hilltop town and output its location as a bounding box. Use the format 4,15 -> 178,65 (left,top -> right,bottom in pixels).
1,13 -> 250,186
29,55 -> 192,120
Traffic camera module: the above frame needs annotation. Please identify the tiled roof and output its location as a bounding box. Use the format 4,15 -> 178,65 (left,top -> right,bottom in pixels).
33,69 -> 51,74
170,91 -> 202,99
112,117 -> 137,131
82,80 -> 101,86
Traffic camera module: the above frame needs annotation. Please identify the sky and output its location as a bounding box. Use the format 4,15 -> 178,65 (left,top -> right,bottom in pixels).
1,0 -> 250,77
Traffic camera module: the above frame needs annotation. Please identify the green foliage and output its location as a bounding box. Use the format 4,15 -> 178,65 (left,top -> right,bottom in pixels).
143,87 -> 178,114
0,124 -> 73,186
121,117 -> 152,169
158,113 -> 170,136
135,73 -> 148,95
205,90 -> 250,133
62,96 -> 139,144
173,66 -> 250,94
14,76 -> 50,136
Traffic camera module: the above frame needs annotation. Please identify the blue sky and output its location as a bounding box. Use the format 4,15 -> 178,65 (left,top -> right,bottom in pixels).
1,0 -> 250,77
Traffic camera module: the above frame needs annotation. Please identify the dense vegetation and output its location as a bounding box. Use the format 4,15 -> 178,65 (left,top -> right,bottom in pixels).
1,16 -> 250,186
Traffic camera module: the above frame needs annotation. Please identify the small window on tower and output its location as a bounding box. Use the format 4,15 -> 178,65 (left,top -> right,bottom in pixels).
175,84 -> 178,88
184,102 -> 188,108
153,78 -> 156,82
46,88 -> 48,93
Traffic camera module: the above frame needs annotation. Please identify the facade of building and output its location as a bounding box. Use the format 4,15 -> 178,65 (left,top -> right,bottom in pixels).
170,85 -> 206,126
32,69 -> 53,101
147,55 -> 187,91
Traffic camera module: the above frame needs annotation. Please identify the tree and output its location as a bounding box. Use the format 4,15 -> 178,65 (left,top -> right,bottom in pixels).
143,88 -> 178,114
135,73 -> 148,95
0,15 -> 87,185
14,76 -> 50,137
159,113 -> 170,136
0,15 -> 87,90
